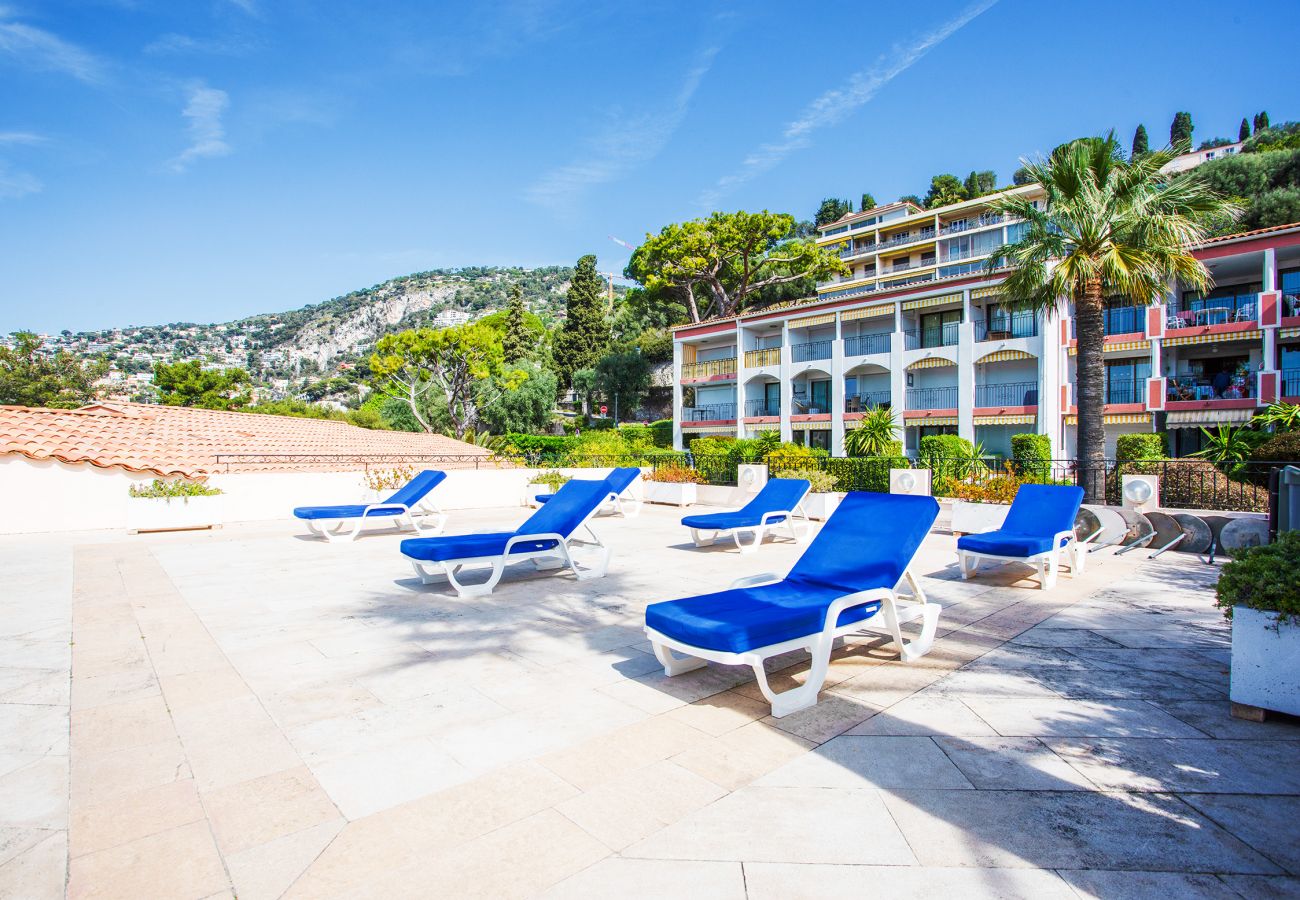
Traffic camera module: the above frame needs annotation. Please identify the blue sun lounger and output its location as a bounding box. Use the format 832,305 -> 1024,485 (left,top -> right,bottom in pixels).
294,469 -> 447,542
402,478 -> 614,597
646,492 -> 940,717
680,477 -> 812,554
534,466 -> 643,517
956,483 -> 1087,590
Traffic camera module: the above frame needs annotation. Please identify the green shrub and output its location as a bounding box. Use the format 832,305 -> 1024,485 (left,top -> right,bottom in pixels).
505,433 -> 574,456
824,455 -> 909,493
648,419 -> 674,448
528,470 -> 569,490
1251,429 -> 1300,463
918,434 -> 977,482
129,479 -> 222,499
772,467 -> 838,493
1215,531 -> 1300,625
1114,432 -> 1166,462
566,430 -> 638,465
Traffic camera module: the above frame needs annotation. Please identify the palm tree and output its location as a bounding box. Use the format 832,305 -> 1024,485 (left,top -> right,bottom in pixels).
984,134 -> 1240,502
844,405 -> 899,456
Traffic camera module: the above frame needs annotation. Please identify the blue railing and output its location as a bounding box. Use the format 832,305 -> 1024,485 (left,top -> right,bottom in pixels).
905,322 -> 960,349
1283,368 -> 1300,398
975,312 -> 1037,340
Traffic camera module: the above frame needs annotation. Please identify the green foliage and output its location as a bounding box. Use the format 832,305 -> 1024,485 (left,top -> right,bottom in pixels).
128,479 -> 222,499
1239,118 -> 1251,142
594,350 -> 650,417
1011,167 -> 1034,186
924,173 -> 967,209
1254,111 -> 1270,133
815,198 -> 852,226
1250,429 -> 1300,463
823,454 -> 908,493
763,442 -> 828,471
474,362 -> 557,436
378,395 -> 428,432
899,194 -> 923,207
528,470 -> 570,489
963,170 -> 997,199
1170,110 -> 1194,148
1215,531 -> 1300,624
246,398 -> 389,430
859,192 -> 876,212
1010,433 -> 1053,481
505,433 -> 574,456
918,434 -> 981,483
1197,136 -> 1234,151
618,422 -> 671,450
1243,122 -> 1300,154
844,406 -> 899,456
553,255 -> 611,390
0,331 -> 108,408
499,285 -> 532,363
1190,425 -> 1266,465
772,467 -> 838,493
153,360 -> 251,409
1196,147 -> 1300,231
630,329 -> 672,363
647,466 -> 707,484
1131,124 -> 1149,158
1253,403 -> 1300,433
1114,432 -> 1167,462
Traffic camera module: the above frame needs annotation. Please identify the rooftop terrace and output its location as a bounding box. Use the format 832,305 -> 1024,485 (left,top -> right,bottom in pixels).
2,503 -> 1298,898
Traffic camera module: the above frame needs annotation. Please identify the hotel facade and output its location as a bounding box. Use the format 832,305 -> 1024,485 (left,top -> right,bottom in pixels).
670,189 -> 1300,459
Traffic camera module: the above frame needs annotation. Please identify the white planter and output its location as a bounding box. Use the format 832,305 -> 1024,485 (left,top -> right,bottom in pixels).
1230,606 -> 1300,716
126,495 -> 223,534
950,499 -> 1010,535
802,492 -> 843,521
645,481 -> 698,507
524,483 -> 559,506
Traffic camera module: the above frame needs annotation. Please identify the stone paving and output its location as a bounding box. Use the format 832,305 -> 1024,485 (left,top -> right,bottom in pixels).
1,501 -> 1298,899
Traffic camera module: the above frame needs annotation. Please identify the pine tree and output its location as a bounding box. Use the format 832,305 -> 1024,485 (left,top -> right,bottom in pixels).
1239,118 -> 1251,142
1170,111 -> 1193,149
501,285 -> 529,362
1131,124 -> 1149,158
552,255 -> 610,391
1254,111 -> 1270,133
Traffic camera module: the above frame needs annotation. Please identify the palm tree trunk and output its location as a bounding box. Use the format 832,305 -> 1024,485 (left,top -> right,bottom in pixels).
1075,280 -> 1108,503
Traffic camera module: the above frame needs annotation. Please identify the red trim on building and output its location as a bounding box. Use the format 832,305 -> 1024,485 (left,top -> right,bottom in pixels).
681,419 -> 736,428
1193,230 -> 1300,261
1259,372 -> 1278,404
680,374 -> 738,385
790,414 -> 832,423
1259,291 -> 1280,328
675,321 -> 738,339
1163,321 -> 1260,341
1164,399 -> 1259,412
972,405 -> 1036,417
903,409 -> 958,420
1147,378 -> 1165,412
1146,307 -> 1164,339
742,416 -> 779,425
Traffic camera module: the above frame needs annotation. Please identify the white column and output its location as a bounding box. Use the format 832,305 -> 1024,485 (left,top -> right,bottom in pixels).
957,290 -> 975,443
1264,247 -> 1278,293
672,341 -> 684,451
1263,248 -> 1278,378
830,315 -> 846,455
779,321 -> 793,443
890,303 -> 907,444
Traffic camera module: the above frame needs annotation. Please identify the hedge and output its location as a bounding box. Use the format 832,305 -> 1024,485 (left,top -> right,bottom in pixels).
505,433 -> 574,455
1251,430 -> 1300,463
1114,432 -> 1166,462
1010,433 -> 1052,482
824,455 -> 910,492
918,434 -> 977,483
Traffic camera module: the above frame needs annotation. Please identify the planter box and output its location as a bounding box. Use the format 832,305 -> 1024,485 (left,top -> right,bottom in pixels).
645,481 -> 697,507
802,492 -> 843,521
950,499 -> 1009,535
524,483 -> 555,507
1230,606 -> 1300,717
126,495 -> 223,534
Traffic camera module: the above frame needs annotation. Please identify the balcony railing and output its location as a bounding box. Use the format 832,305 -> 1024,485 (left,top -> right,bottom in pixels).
975,381 -> 1038,407
1102,382 -> 1145,405
939,213 -> 1004,235
744,398 -> 780,417
791,339 -> 832,363
905,322 -> 960,349
1167,374 -> 1256,402
975,312 -> 1037,341
1283,368 -> 1300,398
680,357 -> 736,381
877,228 -> 936,251
845,390 -> 892,413
1167,293 -> 1259,328
682,403 -> 736,421
839,241 -> 876,258
844,332 -> 891,356
906,385 -> 958,409
744,348 -> 780,368
791,395 -> 831,414
1068,305 -> 1146,338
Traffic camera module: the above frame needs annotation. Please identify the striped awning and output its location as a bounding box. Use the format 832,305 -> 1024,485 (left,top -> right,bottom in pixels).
1281,327 -> 1300,340
970,286 -> 1001,299
1068,340 -> 1150,356
790,420 -> 832,430
974,414 -> 1036,425
791,312 -> 836,328
680,424 -> 735,434
904,415 -> 958,426
1165,408 -> 1255,428
902,292 -> 962,311
976,349 -> 1036,364
906,356 -> 957,370
1063,412 -> 1152,425
841,304 -> 894,321
1163,329 -> 1262,347
745,422 -> 781,433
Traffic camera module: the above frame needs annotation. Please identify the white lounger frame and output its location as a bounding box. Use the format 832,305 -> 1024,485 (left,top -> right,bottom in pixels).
306,499 -> 447,543
688,503 -> 812,555
407,499 -> 613,598
645,570 -> 940,718
534,482 -> 643,518
957,529 -> 1090,590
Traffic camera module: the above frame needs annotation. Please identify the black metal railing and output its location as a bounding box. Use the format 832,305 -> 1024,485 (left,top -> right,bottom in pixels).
975,382 -> 1038,407
843,332 -> 891,356
1167,375 -> 1256,402
1282,368 -> 1300,397
905,322 -> 960,349
906,386 -> 958,409
1102,382 -> 1144,405
682,403 -> 736,421
212,452 -> 508,474
791,339 -> 833,363
844,391 -> 892,413
975,312 -> 1037,341
1167,293 -> 1259,327
744,398 -> 780,417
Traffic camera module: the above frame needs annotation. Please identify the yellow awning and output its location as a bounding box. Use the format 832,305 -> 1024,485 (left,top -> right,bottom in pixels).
902,292 -> 963,311
1063,412 -> 1152,425
976,349 -> 1036,364
744,422 -> 780,433
790,312 -> 836,328
1165,408 -> 1256,428
906,356 -> 957,370
1280,327 -> 1300,339
1068,340 -> 1150,356
905,415 -> 958,426
1163,329 -> 1262,347
970,286 -> 1002,299
681,424 -> 735,433
974,414 -> 1036,425
841,304 -> 894,321
790,419 -> 832,430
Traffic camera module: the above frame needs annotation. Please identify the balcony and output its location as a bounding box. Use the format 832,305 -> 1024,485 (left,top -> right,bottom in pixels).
1167,293 -> 1259,328
744,398 -> 780,417
975,381 -> 1038,407
680,357 -> 736,382
1284,368 -> 1300,398
1068,305 -> 1146,338
743,348 -> 780,368
844,332 -> 891,357
877,228 -> 936,252
845,391 -> 891,413
905,323 -> 960,350
907,385 -> 958,410
939,213 -> 1004,236
681,402 -> 737,422
1167,375 -> 1255,403
1102,382 -> 1145,405
791,340 -> 832,363
975,312 -> 1037,341
839,241 -> 876,259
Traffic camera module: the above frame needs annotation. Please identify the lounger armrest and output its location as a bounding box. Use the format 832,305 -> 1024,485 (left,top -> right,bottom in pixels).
1052,528 -> 1077,548
758,509 -> 795,527
503,532 -> 568,555
729,572 -> 782,589
362,502 -> 409,518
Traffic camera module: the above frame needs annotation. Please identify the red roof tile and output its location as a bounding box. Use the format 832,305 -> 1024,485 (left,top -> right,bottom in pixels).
0,402 -> 493,479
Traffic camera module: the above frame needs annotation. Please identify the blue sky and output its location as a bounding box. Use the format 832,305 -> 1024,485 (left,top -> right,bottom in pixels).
1,0 -> 1295,334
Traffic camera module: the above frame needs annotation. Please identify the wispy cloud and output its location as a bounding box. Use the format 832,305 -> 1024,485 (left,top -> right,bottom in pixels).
526,45 -> 719,214
698,0 -> 996,208
143,32 -> 258,56
0,131 -> 46,145
0,161 -> 40,199
224,0 -> 259,16
167,83 -> 231,173
0,9 -> 108,84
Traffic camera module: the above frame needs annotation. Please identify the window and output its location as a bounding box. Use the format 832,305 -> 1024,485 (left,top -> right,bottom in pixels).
920,309 -> 961,347
1105,359 -> 1150,405
763,381 -> 780,412
810,379 -> 831,411
1281,269 -> 1300,317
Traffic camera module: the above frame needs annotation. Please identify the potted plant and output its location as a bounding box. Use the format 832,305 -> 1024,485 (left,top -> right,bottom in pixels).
1216,531 -> 1300,718
126,479 -> 224,534
947,475 -> 1020,535
362,465 -> 417,503
772,467 -> 840,520
526,470 -> 569,506
643,466 -> 706,507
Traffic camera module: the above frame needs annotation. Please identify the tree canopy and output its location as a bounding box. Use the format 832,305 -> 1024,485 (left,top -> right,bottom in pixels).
552,254 -> 611,390
1170,111 -> 1194,148
153,360 -> 251,409
814,198 -> 852,226
593,350 -> 651,419
498,285 -> 532,362
0,332 -> 108,408
923,174 -> 967,209
859,192 -> 876,212
474,361 -> 556,435
1131,124 -> 1149,158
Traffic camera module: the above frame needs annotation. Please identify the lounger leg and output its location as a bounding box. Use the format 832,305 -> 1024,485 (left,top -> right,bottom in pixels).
752,635 -> 834,718
443,559 -> 506,598
319,520 -> 358,543
410,561 -> 448,585
1038,554 -> 1058,591
651,641 -> 708,676
566,536 -> 611,580
409,506 -> 448,537
732,527 -> 763,555
958,551 -> 979,580
1069,539 -> 1086,574
690,528 -> 717,548
880,593 -> 941,662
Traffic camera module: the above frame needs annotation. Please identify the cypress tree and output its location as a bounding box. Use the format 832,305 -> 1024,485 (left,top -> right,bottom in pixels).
1131,124 -> 1149,157
1170,112 -> 1193,149
859,192 -> 876,212
501,285 -> 529,362
553,255 -> 610,391
1254,111 -> 1270,133
1239,118 -> 1251,142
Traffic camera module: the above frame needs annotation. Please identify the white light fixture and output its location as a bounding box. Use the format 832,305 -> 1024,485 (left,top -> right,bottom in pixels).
1123,479 -> 1153,504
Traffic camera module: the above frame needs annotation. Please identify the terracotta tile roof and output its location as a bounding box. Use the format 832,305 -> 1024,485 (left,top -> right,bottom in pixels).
0,402 -> 493,479
1194,221 -> 1300,246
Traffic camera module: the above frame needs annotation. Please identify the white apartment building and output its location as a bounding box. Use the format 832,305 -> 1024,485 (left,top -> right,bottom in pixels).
672,189 -> 1300,460
432,309 -> 473,328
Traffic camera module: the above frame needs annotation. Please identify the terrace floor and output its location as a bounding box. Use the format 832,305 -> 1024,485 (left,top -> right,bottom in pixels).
2,503 -> 1298,899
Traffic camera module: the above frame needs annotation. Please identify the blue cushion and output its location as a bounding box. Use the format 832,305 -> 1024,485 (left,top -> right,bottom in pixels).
679,478 -> 809,532
400,532 -> 559,562
955,484 -> 1083,560
294,504 -> 407,520
534,493 -> 555,503
957,531 -> 1058,558
606,467 -> 642,495
383,470 -> 447,507
649,492 -> 939,652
